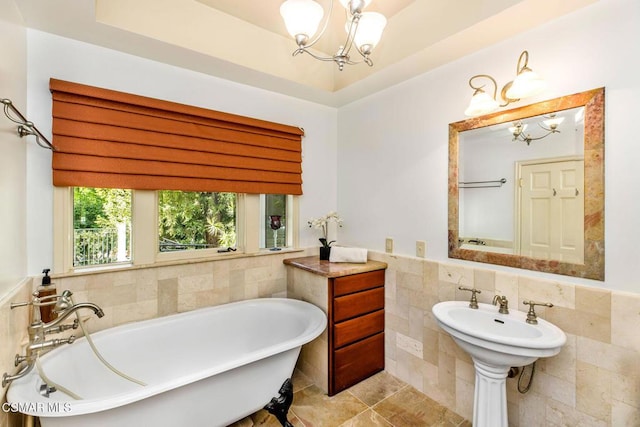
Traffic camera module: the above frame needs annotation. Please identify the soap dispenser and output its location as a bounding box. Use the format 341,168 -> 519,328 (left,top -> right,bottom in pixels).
37,268 -> 57,323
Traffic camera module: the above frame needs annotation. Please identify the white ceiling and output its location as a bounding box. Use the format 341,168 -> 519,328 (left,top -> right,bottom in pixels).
14,0 -> 599,107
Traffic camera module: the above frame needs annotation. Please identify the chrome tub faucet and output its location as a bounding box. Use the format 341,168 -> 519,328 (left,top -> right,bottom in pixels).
2,290 -> 104,388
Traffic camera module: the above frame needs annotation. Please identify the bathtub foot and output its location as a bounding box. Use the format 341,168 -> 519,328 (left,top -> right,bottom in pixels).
264,378 -> 294,427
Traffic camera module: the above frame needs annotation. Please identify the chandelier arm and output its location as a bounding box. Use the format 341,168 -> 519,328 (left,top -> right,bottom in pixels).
301,0 -> 335,50
515,129 -> 558,144
340,11 -> 360,58
295,48 -> 341,62
468,74 -> 498,100
537,122 -> 561,134
524,132 -> 551,142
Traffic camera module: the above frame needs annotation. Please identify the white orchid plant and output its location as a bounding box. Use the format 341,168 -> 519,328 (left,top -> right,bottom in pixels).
308,211 -> 343,248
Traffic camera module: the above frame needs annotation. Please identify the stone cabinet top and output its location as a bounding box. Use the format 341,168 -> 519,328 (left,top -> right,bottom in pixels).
283,256 -> 387,278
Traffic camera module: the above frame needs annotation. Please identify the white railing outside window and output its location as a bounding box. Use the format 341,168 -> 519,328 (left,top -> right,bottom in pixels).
74,224 -> 130,267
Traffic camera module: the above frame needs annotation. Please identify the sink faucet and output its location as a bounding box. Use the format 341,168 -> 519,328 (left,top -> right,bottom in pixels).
2,290 -> 104,388
493,295 -> 509,314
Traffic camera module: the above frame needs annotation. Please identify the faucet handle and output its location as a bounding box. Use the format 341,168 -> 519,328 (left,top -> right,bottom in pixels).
10,301 -> 31,309
522,300 -> 554,324
458,286 -> 481,309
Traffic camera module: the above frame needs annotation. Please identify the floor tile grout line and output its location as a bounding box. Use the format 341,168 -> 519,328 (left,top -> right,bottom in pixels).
337,389 -> 376,427
366,383 -> 411,427
285,373 -> 470,427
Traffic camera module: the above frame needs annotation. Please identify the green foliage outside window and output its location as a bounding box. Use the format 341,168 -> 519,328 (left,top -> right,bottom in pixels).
158,191 -> 236,251
73,188 -> 131,266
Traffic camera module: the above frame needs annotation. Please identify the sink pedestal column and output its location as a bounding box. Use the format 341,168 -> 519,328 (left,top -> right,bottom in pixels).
472,360 -> 510,427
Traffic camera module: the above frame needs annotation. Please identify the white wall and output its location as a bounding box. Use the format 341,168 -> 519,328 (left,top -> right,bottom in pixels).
338,0 -> 640,292
0,0 -> 27,297
19,0 -> 640,293
25,30 -> 338,275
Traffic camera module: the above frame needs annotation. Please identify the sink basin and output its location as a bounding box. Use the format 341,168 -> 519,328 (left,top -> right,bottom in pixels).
432,300 -> 566,427
432,300 -> 565,366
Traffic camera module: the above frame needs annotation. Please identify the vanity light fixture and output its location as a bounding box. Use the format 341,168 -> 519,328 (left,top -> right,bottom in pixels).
464,50 -> 546,117
509,114 -> 564,145
280,0 -> 387,71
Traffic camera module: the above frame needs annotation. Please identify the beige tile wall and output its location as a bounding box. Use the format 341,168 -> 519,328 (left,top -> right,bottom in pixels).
0,280 -> 32,427
2,248 -> 639,427
369,251 -> 640,427
0,250 -> 312,427
285,265 -> 330,393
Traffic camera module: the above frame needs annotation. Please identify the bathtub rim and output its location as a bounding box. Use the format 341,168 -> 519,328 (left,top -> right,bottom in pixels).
6,297 -> 327,417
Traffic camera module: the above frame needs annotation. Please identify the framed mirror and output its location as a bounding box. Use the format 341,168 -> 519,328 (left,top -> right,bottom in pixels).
448,88 -> 604,280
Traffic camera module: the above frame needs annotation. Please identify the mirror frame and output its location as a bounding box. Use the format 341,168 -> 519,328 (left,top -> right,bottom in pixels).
448,87 -> 605,280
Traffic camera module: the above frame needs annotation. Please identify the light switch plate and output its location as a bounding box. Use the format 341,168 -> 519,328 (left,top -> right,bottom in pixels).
385,237 -> 393,253
416,240 -> 426,258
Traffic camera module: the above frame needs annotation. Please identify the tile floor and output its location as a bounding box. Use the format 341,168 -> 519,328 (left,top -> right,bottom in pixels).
231,370 -> 471,427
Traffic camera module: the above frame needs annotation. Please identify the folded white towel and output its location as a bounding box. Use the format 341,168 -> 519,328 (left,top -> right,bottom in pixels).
329,246 -> 368,263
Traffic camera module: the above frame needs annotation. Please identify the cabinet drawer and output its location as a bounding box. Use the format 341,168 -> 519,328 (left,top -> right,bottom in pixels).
334,270 -> 385,297
334,309 -> 384,349
333,332 -> 384,394
333,287 -> 384,323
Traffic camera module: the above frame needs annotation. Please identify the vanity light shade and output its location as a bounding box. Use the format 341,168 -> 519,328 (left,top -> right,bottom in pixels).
280,0 -> 324,40
464,90 -> 499,117
505,68 -> 546,100
352,12 -> 386,52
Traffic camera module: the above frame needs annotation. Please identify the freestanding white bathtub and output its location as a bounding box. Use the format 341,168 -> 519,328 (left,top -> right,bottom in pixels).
6,298 -> 327,427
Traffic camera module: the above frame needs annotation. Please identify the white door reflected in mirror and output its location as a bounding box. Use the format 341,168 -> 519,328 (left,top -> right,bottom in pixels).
458,106 -> 584,262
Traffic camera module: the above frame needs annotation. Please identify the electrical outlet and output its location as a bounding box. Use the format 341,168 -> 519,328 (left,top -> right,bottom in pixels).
416,240 -> 426,258
385,237 -> 393,253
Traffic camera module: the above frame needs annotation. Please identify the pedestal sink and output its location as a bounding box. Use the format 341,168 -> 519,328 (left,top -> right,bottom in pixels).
432,300 -> 566,427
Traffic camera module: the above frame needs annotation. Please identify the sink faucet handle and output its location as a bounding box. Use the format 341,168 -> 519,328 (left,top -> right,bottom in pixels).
458,286 -> 481,309
522,300 -> 554,324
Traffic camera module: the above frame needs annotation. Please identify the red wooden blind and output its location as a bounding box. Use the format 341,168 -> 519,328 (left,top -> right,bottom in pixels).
50,79 -> 303,194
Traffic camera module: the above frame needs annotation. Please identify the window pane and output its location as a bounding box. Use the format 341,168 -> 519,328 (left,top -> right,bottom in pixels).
263,194 -> 287,250
73,187 -> 132,267
158,191 -> 236,252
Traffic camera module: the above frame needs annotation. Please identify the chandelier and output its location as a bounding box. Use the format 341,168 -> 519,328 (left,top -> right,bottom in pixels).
280,0 -> 387,71
464,50 -> 546,117
509,114 -> 564,145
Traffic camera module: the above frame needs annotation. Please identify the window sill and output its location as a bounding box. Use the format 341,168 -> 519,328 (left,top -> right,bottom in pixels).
54,248 -> 305,279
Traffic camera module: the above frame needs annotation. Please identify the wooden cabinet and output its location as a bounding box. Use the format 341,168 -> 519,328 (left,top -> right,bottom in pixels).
284,257 -> 386,396
329,269 -> 385,394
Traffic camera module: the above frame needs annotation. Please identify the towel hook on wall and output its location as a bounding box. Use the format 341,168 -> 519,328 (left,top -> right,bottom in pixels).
1,98 -> 55,150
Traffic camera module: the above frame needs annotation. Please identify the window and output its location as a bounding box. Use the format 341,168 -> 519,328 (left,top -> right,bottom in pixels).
261,194 -> 288,250
158,191 -> 236,252
56,188 -> 299,273
72,187 -> 131,267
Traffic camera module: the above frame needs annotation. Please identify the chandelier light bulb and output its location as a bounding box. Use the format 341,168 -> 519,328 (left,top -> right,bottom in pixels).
509,123 -> 528,135
542,116 -> 564,128
280,0 -> 324,42
353,12 -> 386,53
